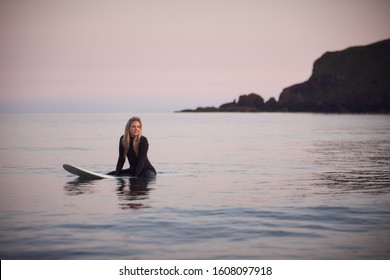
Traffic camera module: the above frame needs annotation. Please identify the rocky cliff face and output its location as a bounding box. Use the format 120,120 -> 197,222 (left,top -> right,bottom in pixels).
178,39 -> 390,113
278,39 -> 390,112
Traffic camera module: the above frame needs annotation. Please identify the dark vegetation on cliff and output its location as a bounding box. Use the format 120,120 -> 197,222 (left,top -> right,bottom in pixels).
178,39 -> 390,113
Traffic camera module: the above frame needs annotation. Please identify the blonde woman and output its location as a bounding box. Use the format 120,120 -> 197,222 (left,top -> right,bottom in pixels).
109,117 -> 156,178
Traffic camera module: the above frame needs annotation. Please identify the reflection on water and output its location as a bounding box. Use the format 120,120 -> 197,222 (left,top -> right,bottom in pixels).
313,137 -> 390,194
63,178 -> 155,209
116,178 -> 155,210
64,179 -> 98,196
318,171 -> 390,194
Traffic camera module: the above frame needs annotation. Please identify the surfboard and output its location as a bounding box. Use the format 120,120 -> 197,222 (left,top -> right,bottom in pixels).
63,164 -> 115,180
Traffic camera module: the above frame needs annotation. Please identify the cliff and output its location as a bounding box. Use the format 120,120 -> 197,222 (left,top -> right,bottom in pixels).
278,39 -> 390,112
177,39 -> 390,113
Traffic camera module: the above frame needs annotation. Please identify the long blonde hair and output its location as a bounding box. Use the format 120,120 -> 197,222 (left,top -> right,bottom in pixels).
122,117 -> 142,157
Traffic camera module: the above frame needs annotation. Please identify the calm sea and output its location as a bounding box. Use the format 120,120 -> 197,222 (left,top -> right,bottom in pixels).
0,112 -> 389,259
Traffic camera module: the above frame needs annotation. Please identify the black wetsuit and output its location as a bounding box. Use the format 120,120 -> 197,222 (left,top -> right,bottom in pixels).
110,135 -> 156,178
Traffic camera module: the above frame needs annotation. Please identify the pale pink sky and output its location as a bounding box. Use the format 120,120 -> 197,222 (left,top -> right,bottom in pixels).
1,0 -> 389,112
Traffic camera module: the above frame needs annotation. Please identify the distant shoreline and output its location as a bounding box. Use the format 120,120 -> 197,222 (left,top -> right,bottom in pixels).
176,39 -> 390,114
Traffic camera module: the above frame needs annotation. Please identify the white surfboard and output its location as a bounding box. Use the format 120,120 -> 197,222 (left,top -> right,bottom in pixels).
63,164 -> 115,180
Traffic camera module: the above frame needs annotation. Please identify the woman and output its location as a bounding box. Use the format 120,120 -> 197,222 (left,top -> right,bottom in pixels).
109,117 -> 156,179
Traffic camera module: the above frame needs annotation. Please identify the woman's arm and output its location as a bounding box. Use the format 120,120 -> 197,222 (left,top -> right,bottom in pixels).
115,136 -> 126,176
135,137 -> 149,177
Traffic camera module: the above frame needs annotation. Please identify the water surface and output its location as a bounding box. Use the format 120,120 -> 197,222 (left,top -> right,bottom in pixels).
0,112 -> 389,259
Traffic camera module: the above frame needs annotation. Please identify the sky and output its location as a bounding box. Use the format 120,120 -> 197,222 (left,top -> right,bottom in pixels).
0,0 -> 389,112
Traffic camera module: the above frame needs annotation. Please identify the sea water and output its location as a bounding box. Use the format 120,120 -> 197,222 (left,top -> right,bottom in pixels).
0,112 -> 389,259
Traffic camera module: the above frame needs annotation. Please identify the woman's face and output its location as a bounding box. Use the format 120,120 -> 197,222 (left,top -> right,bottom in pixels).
130,121 -> 141,137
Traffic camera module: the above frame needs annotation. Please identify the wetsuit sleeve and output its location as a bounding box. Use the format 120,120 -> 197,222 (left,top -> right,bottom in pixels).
135,137 -> 149,177
115,136 -> 126,176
